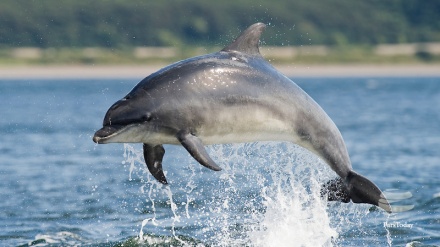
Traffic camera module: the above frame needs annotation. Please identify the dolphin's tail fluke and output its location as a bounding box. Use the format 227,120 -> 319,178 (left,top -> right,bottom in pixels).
321,171 -> 392,213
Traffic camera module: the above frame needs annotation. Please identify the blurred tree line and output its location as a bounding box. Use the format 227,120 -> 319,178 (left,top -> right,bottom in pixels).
0,0 -> 439,48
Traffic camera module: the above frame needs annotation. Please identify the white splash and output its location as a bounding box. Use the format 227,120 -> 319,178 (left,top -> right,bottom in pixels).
247,160 -> 337,247
209,143 -> 338,246
122,142 -> 380,246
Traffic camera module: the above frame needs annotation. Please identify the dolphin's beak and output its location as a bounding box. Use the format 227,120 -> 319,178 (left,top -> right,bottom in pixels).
93,125 -> 125,144
92,135 -> 100,143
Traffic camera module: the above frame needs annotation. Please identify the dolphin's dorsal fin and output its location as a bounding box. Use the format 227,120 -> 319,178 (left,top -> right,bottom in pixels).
222,22 -> 266,56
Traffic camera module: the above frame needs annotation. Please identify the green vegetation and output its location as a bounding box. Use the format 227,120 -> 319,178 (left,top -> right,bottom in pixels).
1,0 -> 439,48
0,0 -> 439,65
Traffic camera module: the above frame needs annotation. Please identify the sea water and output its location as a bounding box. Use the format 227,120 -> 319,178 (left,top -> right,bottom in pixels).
0,77 -> 439,246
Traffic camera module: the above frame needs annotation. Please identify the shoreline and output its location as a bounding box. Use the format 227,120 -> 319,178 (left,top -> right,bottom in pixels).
0,64 -> 439,79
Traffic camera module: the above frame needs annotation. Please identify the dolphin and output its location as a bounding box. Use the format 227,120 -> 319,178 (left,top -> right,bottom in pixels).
93,23 -> 391,213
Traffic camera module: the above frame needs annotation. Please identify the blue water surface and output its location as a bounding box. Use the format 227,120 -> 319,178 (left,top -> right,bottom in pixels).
0,77 -> 439,246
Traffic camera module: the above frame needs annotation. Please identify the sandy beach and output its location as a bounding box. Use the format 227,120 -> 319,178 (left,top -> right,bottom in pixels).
0,64 -> 439,79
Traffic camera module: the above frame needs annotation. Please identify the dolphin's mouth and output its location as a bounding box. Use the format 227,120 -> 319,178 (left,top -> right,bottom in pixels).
93,125 -> 126,144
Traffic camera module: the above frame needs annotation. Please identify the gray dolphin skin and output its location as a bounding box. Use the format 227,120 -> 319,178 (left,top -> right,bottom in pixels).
93,23 -> 391,213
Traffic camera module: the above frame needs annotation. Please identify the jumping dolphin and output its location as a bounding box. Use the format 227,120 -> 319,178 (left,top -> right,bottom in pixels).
93,23 -> 391,212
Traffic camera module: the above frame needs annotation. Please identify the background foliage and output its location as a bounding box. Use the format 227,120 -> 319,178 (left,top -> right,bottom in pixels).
1,0 -> 439,48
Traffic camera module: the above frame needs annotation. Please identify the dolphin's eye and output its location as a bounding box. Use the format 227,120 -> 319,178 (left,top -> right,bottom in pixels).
142,113 -> 152,122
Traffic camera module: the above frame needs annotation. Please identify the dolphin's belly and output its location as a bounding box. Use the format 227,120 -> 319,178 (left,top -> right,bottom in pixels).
195,106 -> 295,145
198,131 -> 293,145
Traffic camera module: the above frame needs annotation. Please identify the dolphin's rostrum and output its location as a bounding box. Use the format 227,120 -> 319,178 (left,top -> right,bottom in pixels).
93,23 -> 391,213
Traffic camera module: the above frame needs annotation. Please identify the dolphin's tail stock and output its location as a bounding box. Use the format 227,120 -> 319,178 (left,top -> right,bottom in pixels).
321,171 -> 392,213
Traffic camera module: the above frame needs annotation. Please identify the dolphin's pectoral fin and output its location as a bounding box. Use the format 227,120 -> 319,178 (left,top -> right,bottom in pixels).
176,130 -> 222,171
143,144 -> 168,184
321,171 -> 392,213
